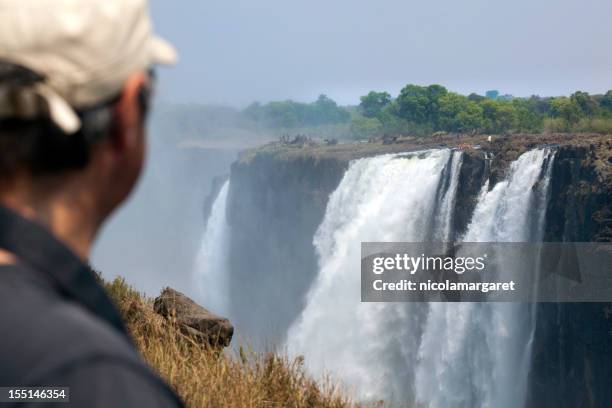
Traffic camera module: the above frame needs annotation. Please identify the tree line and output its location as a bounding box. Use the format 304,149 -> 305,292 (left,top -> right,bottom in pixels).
242,94 -> 350,128
353,85 -> 612,138
241,85 -> 612,139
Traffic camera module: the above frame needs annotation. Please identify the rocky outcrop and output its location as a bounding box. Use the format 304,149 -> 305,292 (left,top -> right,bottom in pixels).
154,288 -> 233,348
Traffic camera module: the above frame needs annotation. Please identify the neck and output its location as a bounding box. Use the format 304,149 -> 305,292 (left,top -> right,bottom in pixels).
0,174 -> 102,262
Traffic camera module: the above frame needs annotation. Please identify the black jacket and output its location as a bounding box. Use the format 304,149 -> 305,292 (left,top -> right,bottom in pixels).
0,206 -> 184,407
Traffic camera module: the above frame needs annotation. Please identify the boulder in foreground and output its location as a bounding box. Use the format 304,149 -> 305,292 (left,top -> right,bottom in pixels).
153,287 -> 233,348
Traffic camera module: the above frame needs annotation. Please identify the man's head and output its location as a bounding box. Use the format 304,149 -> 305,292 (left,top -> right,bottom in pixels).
0,0 -> 176,252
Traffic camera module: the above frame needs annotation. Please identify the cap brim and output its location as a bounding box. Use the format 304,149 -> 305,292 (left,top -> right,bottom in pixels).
150,36 -> 178,65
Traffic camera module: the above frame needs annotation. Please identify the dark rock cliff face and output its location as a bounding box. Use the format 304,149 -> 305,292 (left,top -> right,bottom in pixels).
545,143 -> 611,242
453,151 -> 488,237
225,152 -> 346,343
223,134 -> 611,402
529,141 -> 612,408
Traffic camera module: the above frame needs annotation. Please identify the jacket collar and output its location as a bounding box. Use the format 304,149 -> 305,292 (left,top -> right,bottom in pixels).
0,205 -> 128,337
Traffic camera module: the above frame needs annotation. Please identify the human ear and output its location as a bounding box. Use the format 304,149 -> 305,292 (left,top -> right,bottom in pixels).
111,72 -> 149,150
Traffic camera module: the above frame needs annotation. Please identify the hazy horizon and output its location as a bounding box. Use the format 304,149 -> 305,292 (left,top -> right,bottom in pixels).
150,0 -> 612,107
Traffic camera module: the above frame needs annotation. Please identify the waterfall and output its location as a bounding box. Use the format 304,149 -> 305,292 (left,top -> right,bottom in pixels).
286,149 -> 460,401
462,149 -> 554,243
416,149 -> 555,408
286,148 -> 555,406
194,180 -> 231,315
434,151 -> 463,243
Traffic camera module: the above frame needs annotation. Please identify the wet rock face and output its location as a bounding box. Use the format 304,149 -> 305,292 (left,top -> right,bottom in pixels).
545,144 -> 612,242
453,151 -> 487,237
528,303 -> 612,408
225,152 -> 347,343
154,287 -> 234,348
528,142 -> 612,408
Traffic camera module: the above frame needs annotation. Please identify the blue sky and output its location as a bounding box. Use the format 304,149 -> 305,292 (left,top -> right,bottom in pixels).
150,0 -> 612,106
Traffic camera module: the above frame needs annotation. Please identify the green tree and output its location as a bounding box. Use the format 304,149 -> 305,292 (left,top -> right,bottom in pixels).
266,101 -> 300,127
397,84 -> 429,123
242,96 -> 350,128
526,95 -> 553,115
377,101 -> 415,134
512,99 -> 544,132
359,91 -> 391,118
425,84 -> 449,128
455,102 -> 484,133
396,84 -> 448,127
243,102 -> 263,121
481,100 -> 517,134
601,90 -> 612,109
468,93 -> 485,103
438,93 -> 483,132
570,91 -> 597,116
311,94 -> 350,125
550,97 -> 582,126
349,116 -> 383,139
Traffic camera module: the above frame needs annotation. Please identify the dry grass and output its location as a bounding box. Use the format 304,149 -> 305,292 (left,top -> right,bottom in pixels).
103,277 -> 359,408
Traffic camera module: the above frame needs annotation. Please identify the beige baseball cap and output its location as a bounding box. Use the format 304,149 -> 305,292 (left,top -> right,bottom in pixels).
0,0 -> 178,134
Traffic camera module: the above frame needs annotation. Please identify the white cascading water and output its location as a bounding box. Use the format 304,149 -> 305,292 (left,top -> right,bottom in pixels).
287,148 -> 555,407
286,149 -> 461,401
434,151 -> 463,243
416,149 -> 555,408
462,149 -> 553,243
194,180 -> 231,315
